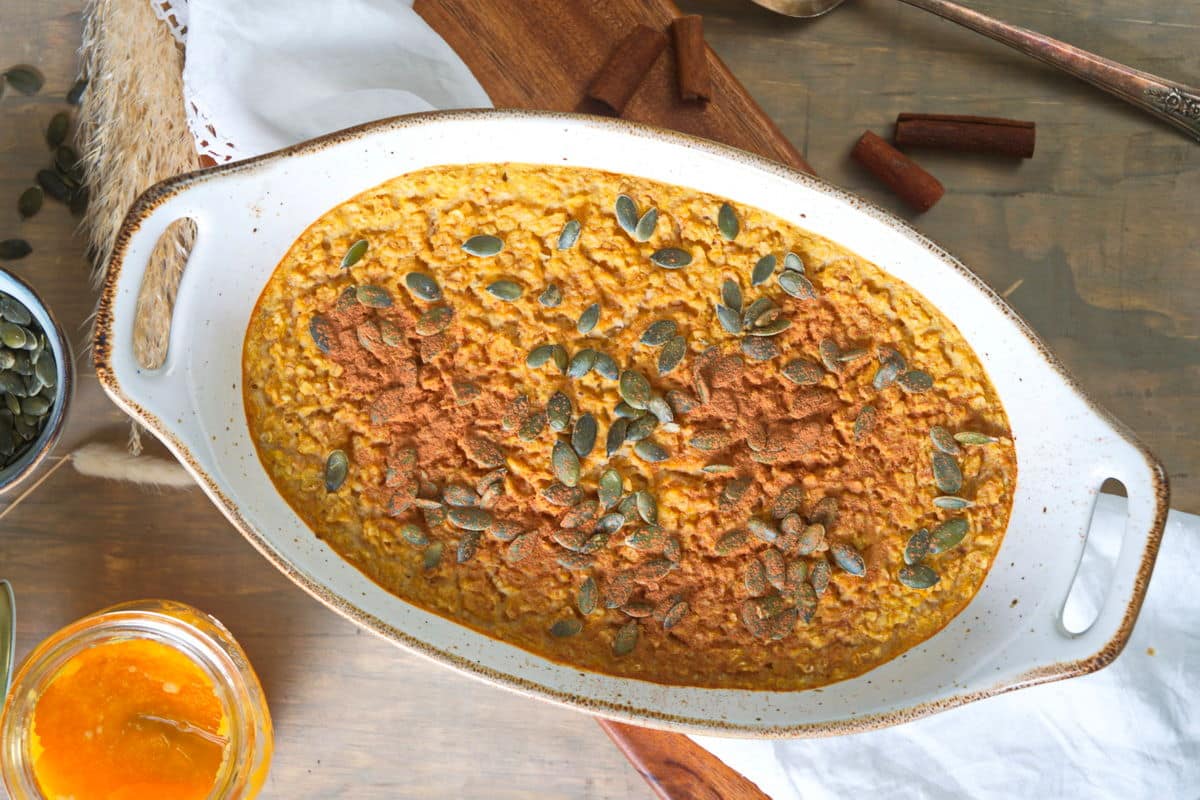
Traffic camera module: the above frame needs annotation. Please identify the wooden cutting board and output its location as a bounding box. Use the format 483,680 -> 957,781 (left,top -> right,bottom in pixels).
413,2 -> 796,797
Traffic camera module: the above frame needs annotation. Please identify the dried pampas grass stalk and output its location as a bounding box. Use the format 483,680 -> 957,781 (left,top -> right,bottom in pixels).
71,443 -> 193,488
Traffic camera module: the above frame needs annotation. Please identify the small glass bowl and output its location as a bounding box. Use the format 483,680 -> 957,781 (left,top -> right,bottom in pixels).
0,600 -> 272,799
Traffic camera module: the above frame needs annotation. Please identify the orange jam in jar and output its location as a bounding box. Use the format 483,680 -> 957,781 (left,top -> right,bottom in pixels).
1,601 -> 272,800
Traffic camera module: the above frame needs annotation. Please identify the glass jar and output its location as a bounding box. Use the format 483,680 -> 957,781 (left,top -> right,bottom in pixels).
0,600 -> 272,799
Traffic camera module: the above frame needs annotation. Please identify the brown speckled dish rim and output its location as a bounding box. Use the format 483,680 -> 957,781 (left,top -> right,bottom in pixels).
92,109 -> 1169,739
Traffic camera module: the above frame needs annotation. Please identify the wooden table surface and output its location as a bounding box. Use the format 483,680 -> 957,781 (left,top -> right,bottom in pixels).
2,1 -> 1197,797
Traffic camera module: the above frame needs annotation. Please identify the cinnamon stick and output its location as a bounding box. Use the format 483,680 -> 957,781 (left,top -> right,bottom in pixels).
895,113 -> 1036,158
851,130 -> 944,213
587,24 -> 669,115
672,15 -> 710,103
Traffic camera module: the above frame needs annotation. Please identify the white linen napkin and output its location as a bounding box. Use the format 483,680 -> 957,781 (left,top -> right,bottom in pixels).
168,4 -> 1196,797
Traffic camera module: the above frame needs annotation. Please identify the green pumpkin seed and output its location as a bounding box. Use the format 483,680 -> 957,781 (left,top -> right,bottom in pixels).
662,600 -> 689,630
464,435 -> 504,468
715,529 -> 749,555
67,77 -> 87,105
744,559 -> 768,596
399,524 -> 428,546
819,339 -> 841,373
507,533 -> 537,563
618,370 -> 652,409
34,355 -> 55,389
539,283 -> 563,307
443,483 -> 478,507
745,318 -> 792,337
356,285 -> 392,308
898,564 -> 940,589
475,468 -> 507,496
872,359 -> 902,390
657,336 -> 687,375
557,219 -> 581,250
751,254 -> 776,285
613,621 -> 639,656
778,270 -> 816,300
620,526 -> 661,552
4,65 -> 44,95
650,248 -> 692,269
614,401 -> 643,419
423,542 -> 444,570
37,170 -> 71,204
721,279 -> 743,312
404,272 -> 441,301
934,495 -> 975,510
572,413 -> 597,457
560,498 -> 599,530
456,531 -> 482,563
785,560 -> 809,592
634,208 -> 658,242
955,431 -> 999,445
634,439 -> 668,463
550,618 -> 582,638
904,528 -> 931,565
741,337 -> 779,361
582,530 -> 611,553
782,358 -> 822,386
577,302 -> 601,334
489,519 -> 522,542
302,314 -> 330,352
645,394 -> 673,424
625,414 -> 658,442
19,395 -> 47,417
324,450 -> 348,491
487,280 -> 523,301
830,541 -> 866,576
567,348 -> 597,378
552,440 -> 582,487
18,187 -> 42,219
547,391 -> 572,431
717,202 -> 739,240
810,558 -> 831,596
770,485 -> 804,519
635,491 -> 658,524
341,239 -> 368,269
0,297 -> 30,326
664,390 -> 697,417
715,304 -> 742,335
543,483 -> 584,507
598,469 -> 623,510
838,348 -> 868,363
720,476 -> 752,510
741,297 -> 775,329
761,549 -> 787,590
502,395 -> 531,431
615,194 -> 638,236
578,576 -> 599,614
519,411 -> 547,441
606,418 -> 629,457
898,370 -> 933,393
783,251 -> 804,273
46,112 -> 69,148
0,241 -> 32,261
932,451 -> 963,494
854,405 -> 877,441
447,507 -> 493,531
640,319 -> 677,346
415,306 -> 454,336
689,429 -> 733,451
747,518 -> 778,544
930,426 -> 961,455
929,518 -> 969,554
796,523 -> 825,556
463,234 -> 503,257
527,344 -> 558,368
593,352 -> 619,380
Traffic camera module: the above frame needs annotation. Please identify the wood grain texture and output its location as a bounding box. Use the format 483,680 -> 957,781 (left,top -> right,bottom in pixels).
1,1 -> 1198,798
412,0 -> 811,172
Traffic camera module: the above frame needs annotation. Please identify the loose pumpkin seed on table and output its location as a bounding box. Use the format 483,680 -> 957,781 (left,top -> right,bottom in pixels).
244,163 -> 1015,691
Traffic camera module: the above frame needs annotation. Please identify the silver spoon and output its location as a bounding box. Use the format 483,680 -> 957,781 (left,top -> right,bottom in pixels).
752,0 -> 1200,142
0,580 -> 13,697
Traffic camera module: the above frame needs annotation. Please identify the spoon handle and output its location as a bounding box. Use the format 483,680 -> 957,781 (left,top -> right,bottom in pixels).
899,0 -> 1200,142
0,580 -> 13,697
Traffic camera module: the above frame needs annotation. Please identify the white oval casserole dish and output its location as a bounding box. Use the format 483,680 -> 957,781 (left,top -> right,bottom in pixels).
94,111 -> 1168,737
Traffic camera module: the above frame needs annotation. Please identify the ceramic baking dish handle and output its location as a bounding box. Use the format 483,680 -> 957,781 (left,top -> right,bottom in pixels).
1049,420 -> 1167,662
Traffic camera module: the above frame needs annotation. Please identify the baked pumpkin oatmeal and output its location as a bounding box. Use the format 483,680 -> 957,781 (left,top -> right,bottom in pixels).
243,163 -> 1015,690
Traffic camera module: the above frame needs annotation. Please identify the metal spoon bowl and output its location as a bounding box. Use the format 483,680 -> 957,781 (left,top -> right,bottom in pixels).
751,0 -> 1200,142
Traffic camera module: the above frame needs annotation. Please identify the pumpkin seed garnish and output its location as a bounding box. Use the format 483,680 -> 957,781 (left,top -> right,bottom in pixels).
490,520 -> 522,542
550,618 -> 582,638
423,542 -> 444,570
715,304 -> 742,335
309,315 -> 335,353
415,306 -> 454,336
18,187 -> 42,219
689,429 -> 733,451
747,518 -> 779,544
572,413 -> 597,457
582,531 -> 611,553
557,219 -> 582,250
810,496 -> 838,529
519,411 -> 548,441
872,359 -> 902,390
463,234 -> 504,257
837,348 -> 868,363
751,254 -> 776,286
809,558 -> 831,596
560,498 -> 598,529
662,600 -> 689,630
744,560 -> 768,596
650,248 -> 692,269
830,541 -> 867,576
741,337 -> 779,361
355,285 -> 392,308
853,405 -> 877,441
618,369 -> 652,409
46,112 -> 69,148
527,344 -> 558,368
769,485 -> 803,520
66,77 -> 87,104
539,283 -> 563,307
711,202 -> 739,240
567,348 -> 597,378
613,621 -> 639,656
578,577 -> 599,615
715,529 -> 749,555
341,239 -> 368,269
464,435 -> 504,468
399,524 -> 428,547
932,451 -> 963,494
745,318 -> 792,337
37,170 -> 72,204
929,518 -> 969,554
625,414 -> 658,442
507,533 -> 537,563
819,339 -> 841,373
955,431 -> 999,445
447,507 -> 493,531
614,402 -> 643,419
598,470 -> 623,510
4,65 -> 45,95
546,391 -> 572,431
741,297 -> 774,329
930,426 -> 961,456
778,270 -> 816,300
624,525 -> 666,550
552,440 -> 582,487
761,549 -> 787,590
720,476 -> 752,510
633,439 -> 668,463
657,336 -> 687,375
898,564 -> 940,590
457,531 -> 482,563
324,450 -> 348,491
904,528 -> 932,565
0,241 -> 32,261
404,272 -> 441,301
606,418 -> 629,457
615,194 -> 638,236
934,495 -> 975,510
634,208 -> 658,242
794,523 -> 824,556
443,483 -> 478,507
634,490 -> 658,524
783,251 -> 804,273
898,370 -> 933,393
781,358 -> 822,386
577,302 -> 601,334
640,319 -> 677,346
721,279 -> 743,312
543,483 -> 584,507
502,395 -> 531,431
486,280 -> 523,301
